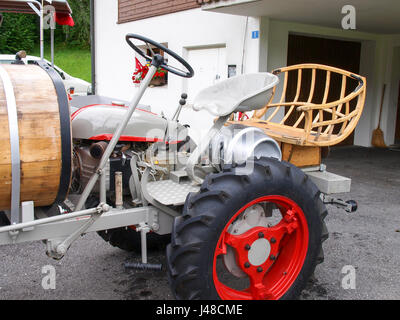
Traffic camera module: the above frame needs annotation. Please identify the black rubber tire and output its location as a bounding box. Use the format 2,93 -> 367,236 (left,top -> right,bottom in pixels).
84,196 -> 171,253
0,212 -> 10,226
166,157 -> 329,300
98,228 -> 171,253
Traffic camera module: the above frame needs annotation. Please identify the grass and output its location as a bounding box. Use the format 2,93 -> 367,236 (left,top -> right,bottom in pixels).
30,44 -> 91,82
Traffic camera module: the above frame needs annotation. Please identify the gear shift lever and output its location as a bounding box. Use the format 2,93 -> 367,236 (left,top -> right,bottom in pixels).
172,93 -> 188,121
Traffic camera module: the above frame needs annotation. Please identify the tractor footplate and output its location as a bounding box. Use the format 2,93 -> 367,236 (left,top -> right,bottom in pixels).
146,179 -> 200,206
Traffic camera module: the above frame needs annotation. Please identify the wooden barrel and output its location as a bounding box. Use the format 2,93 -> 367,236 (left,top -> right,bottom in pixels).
0,63 -> 72,213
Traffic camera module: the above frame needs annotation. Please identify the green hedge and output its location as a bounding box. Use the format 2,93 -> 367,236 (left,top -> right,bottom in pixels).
0,0 -> 91,54
0,13 -> 38,54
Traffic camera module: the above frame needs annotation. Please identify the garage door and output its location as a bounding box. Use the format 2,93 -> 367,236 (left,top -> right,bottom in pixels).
287,34 -> 362,146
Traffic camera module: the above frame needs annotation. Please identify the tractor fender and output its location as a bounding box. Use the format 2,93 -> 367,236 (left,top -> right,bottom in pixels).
210,124 -> 282,166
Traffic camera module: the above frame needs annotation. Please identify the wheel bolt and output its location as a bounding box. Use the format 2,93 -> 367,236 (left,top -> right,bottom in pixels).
270,255 -> 276,261
244,262 -> 250,268
245,244 -> 251,251
270,237 -> 276,244
257,267 -> 263,273
258,232 -> 264,238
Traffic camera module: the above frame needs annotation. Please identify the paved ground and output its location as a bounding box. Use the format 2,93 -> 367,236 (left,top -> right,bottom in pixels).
0,146 -> 399,300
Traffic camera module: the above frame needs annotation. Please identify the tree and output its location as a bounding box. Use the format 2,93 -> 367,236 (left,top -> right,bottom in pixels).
0,13 -> 38,54
61,0 -> 91,48
0,0 -> 91,53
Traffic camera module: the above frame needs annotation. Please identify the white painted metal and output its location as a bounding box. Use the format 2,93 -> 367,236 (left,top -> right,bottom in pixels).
0,66 -> 21,224
192,72 -> 279,116
21,202 -> 34,231
248,238 -> 271,266
146,179 -> 200,206
0,206 -> 157,245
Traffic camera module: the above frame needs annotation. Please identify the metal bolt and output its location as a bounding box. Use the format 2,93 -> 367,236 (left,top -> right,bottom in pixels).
245,244 -> 251,251
258,232 -> 264,238
257,267 -> 263,273
244,262 -> 250,268
270,255 -> 276,261
270,237 -> 276,244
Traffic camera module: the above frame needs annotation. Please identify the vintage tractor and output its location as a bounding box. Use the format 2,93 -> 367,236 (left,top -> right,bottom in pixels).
0,34 -> 366,300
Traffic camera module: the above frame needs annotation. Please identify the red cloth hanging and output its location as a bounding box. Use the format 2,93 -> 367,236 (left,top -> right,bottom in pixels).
135,57 -> 144,70
54,12 -> 75,27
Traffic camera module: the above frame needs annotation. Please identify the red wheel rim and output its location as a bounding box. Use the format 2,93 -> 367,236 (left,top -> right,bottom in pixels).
213,195 -> 309,300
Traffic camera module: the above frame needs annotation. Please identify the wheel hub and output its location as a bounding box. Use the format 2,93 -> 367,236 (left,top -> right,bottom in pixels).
214,196 -> 309,300
223,204 -> 270,277
248,238 -> 271,266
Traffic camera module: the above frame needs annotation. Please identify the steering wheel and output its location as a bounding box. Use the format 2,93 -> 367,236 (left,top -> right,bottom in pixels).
126,34 -> 194,78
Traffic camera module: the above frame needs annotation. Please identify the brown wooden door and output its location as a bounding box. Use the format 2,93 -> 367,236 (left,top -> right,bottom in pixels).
395,81 -> 400,144
286,34 -> 362,145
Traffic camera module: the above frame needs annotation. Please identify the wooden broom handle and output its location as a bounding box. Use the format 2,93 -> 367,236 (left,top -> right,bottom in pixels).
378,84 -> 386,128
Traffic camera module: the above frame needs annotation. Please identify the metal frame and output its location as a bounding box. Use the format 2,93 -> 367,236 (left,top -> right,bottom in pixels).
0,66 -> 20,224
26,1 -> 44,60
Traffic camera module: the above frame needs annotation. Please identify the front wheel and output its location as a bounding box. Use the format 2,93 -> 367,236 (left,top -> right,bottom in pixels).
166,157 -> 328,300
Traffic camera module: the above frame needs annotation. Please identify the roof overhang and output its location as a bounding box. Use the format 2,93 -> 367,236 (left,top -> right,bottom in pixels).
0,0 -> 72,14
201,0 -> 400,34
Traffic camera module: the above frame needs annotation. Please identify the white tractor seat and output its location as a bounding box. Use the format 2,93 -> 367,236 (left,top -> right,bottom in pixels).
192,73 -> 279,117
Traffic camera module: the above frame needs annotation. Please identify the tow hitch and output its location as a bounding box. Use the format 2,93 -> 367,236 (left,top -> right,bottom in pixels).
321,194 -> 358,213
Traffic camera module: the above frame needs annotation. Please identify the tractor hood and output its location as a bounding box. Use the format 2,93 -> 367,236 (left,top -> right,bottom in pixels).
71,102 -> 187,144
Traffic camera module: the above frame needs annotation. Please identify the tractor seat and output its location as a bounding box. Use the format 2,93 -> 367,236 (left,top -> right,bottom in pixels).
193,73 -> 279,117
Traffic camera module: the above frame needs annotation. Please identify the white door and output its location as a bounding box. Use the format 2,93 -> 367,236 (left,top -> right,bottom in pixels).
187,46 -> 227,100
181,46 -> 227,144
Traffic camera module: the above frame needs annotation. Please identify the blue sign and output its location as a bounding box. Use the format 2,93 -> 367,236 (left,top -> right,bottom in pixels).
252,31 -> 259,39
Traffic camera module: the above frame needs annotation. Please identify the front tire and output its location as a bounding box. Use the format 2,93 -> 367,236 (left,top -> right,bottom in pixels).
166,157 -> 328,300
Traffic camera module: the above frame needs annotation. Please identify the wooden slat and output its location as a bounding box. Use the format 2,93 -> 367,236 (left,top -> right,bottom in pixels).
280,69 -> 302,124
266,71 -> 288,122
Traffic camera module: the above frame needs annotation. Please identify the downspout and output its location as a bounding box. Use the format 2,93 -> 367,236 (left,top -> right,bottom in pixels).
241,16 -> 249,74
90,0 -> 96,95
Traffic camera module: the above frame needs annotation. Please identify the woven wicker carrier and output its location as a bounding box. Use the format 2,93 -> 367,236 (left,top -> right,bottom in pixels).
230,64 -> 366,148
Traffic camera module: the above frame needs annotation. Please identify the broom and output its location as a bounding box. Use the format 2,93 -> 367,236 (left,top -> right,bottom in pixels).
371,84 -> 387,148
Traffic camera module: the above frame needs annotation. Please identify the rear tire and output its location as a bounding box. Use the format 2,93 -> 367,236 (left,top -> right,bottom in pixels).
85,196 -> 170,253
98,228 -> 170,253
166,157 -> 328,300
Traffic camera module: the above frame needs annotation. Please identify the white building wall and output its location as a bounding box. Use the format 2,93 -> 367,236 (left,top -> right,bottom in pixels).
94,1 -> 400,147
94,1 -> 261,141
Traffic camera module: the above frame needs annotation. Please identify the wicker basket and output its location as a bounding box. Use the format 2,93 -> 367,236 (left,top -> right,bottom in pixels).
230,64 -> 367,147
